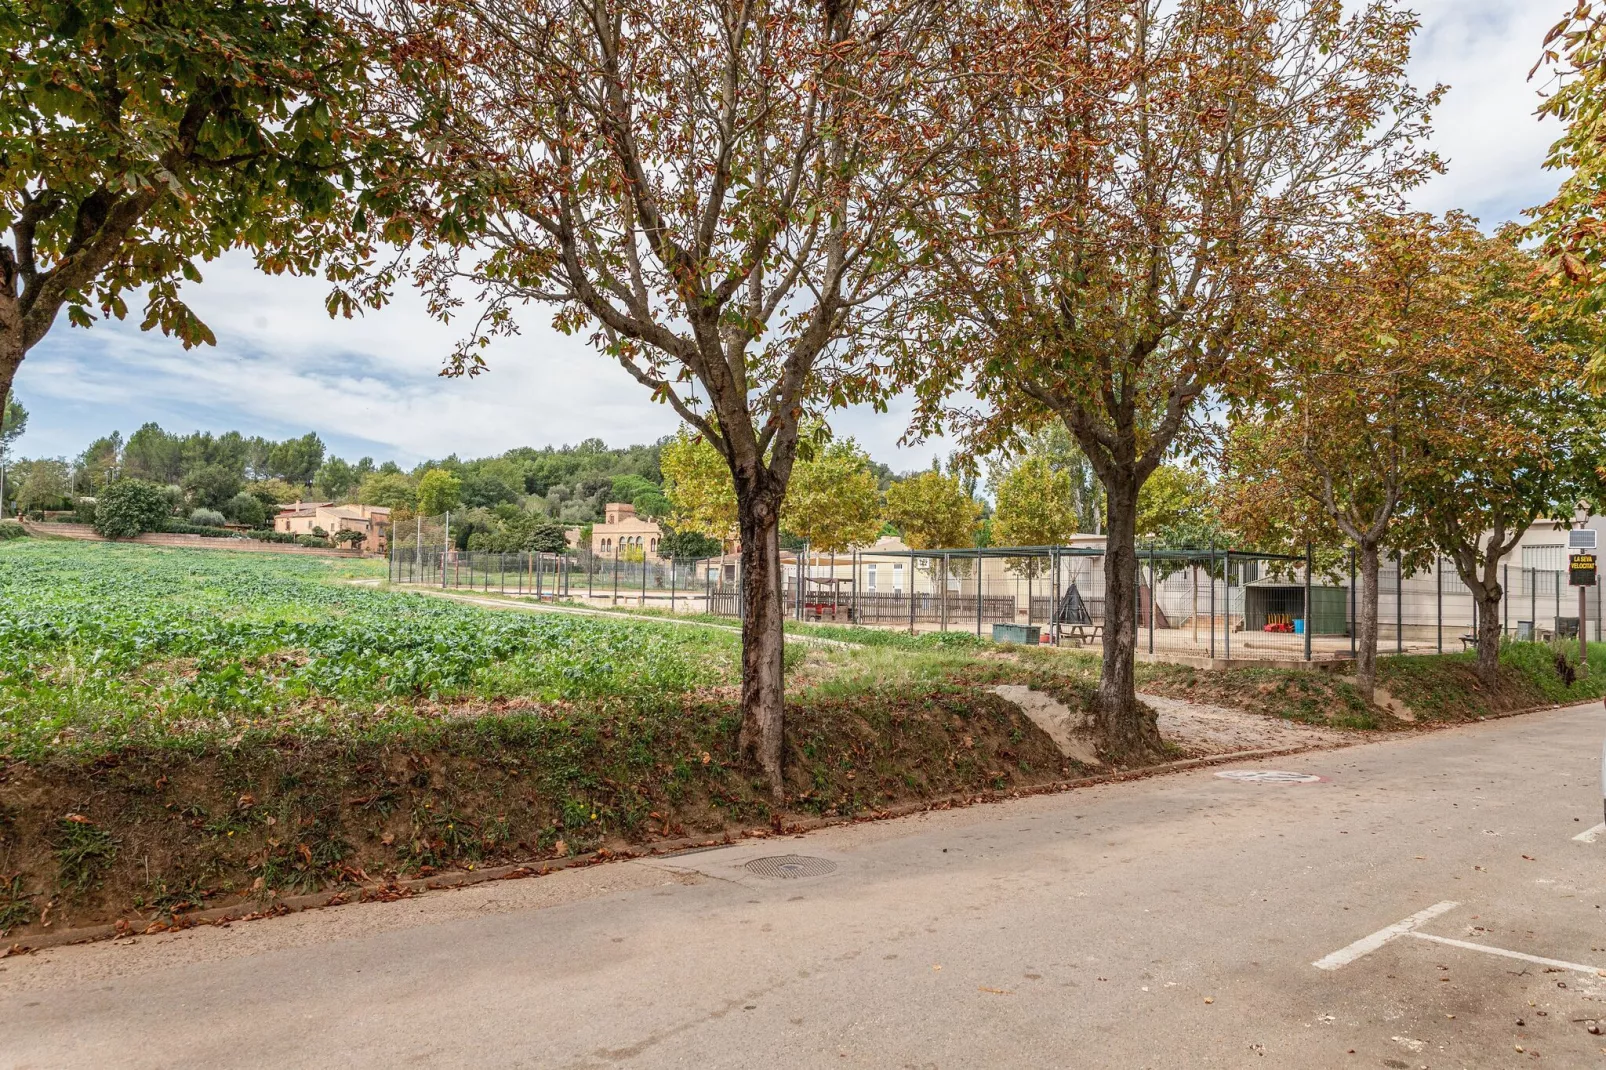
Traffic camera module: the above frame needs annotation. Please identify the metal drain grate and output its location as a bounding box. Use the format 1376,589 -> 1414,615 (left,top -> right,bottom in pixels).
743,854 -> 838,880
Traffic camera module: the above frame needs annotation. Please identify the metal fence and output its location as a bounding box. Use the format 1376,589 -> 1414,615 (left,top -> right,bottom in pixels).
387,528 -> 1603,662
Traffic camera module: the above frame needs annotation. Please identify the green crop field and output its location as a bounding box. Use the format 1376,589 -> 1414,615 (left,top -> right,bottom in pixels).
0,540 -> 740,759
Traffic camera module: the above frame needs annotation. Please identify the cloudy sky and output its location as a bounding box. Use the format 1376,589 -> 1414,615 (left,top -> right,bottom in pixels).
7,0 -> 1574,470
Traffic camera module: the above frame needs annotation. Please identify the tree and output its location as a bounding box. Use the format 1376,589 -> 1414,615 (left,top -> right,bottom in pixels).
1221,214 -> 1495,699
1532,5 -> 1606,372
884,468 -> 983,592
1007,423 -> 1103,535
182,463 -> 243,510
94,479 -> 171,539
523,518 -> 569,554
632,490 -> 673,521
268,434 -> 326,487
991,454 -> 1077,577
660,431 -> 739,546
1135,466 -> 1209,541
884,470 -> 983,551
0,0 -> 380,418
365,0 -> 963,797
224,491 -> 268,529
16,458 -> 70,512
248,478 -> 305,507
659,529 -> 724,561
0,395 -> 25,465
316,457 -> 359,500
123,423 -> 183,484
901,0 -> 1437,756
356,471 -> 418,512
783,439 -> 883,556
1397,228 -> 1606,686
78,432 -> 121,489
416,469 -> 462,517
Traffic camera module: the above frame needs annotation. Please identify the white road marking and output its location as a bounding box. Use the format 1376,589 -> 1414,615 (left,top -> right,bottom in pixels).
1312,901 -> 1460,971
1405,932 -> 1606,976
1573,822 -> 1605,844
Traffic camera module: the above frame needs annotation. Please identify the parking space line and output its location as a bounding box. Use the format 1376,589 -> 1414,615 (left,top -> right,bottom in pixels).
1405,932 -> 1606,976
1573,822 -> 1605,843
1312,901 -> 1460,971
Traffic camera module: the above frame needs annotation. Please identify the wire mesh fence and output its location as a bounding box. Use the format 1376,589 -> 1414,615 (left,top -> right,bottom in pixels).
388,519 -> 1604,662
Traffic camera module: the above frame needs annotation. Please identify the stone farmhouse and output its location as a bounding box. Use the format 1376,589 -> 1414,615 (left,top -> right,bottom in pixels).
274,502 -> 392,553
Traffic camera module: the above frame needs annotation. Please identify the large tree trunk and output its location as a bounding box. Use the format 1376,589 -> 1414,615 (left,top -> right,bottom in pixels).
734,470 -> 786,803
0,289 -> 23,418
1473,587 -> 1502,687
1355,540 -> 1381,700
1095,476 -> 1163,761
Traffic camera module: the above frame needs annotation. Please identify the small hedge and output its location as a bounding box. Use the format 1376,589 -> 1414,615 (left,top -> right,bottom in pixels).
0,520 -> 26,541
245,529 -> 299,544
161,522 -> 245,539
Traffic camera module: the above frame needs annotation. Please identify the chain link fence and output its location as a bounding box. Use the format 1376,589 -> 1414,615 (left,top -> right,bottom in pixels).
389,516 -> 1602,662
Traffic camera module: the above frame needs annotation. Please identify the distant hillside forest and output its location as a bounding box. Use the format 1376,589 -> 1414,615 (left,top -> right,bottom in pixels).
0,407 -> 913,555
2,413 -> 672,521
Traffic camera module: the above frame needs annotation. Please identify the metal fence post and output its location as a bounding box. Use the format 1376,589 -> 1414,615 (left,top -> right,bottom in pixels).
670,554 -> 676,612
613,544 -> 619,605
941,552 -> 950,632
1208,539 -> 1217,661
975,549 -> 984,637
1223,552 -> 1231,661
1147,544 -> 1155,655
1395,552 -> 1403,654
1530,567 -> 1536,637
1349,548 -> 1357,658
909,553 -> 918,635
1304,541 -> 1313,662
1435,556 -> 1442,653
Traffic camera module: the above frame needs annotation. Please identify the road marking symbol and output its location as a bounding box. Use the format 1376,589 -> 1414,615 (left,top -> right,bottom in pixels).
1313,902 -> 1459,971
1406,932 -> 1605,976
1214,770 -> 1326,784
1315,901 -> 1606,977
1574,822 -> 1605,844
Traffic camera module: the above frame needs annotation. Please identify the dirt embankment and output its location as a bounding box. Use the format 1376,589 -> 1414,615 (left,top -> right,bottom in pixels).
0,687 -> 1074,942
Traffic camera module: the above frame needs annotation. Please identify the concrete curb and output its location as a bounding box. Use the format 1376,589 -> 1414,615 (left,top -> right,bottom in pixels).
1,740 -> 1336,956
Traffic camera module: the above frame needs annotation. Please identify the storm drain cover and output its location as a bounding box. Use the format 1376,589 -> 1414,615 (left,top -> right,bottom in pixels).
1214,770 -> 1326,784
743,854 -> 838,880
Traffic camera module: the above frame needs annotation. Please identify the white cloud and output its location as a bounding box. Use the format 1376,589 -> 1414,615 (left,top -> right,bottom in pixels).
8,1 -> 1562,468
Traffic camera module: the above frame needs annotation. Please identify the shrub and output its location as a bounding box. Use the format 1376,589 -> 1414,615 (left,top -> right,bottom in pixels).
296,534 -> 331,548
245,529 -> 299,544
188,508 -> 227,527
94,480 -> 172,539
225,492 -> 268,529
0,520 -> 25,541
162,522 -> 243,538
73,498 -> 96,525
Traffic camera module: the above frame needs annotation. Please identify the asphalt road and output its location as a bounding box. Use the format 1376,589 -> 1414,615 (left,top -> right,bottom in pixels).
5,703 -> 1606,1069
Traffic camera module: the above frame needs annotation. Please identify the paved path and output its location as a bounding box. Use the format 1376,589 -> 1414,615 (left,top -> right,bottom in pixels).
5,704 -> 1605,1069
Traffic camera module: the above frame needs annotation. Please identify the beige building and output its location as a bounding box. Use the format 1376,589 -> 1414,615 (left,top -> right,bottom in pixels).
274,502 -> 391,552
591,502 -> 664,561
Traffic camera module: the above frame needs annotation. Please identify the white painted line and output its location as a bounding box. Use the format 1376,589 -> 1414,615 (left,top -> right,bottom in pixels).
1312,901 -> 1460,971
1574,822 -> 1605,844
1406,932 -> 1606,976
